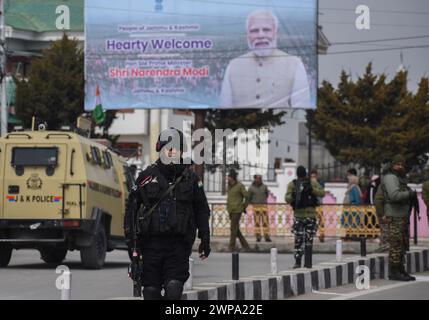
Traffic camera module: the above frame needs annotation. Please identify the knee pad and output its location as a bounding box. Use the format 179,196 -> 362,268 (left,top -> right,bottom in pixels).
164,279 -> 184,300
143,286 -> 162,300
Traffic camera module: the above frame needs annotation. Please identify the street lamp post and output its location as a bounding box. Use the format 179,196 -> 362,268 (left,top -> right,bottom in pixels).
0,0 -> 8,137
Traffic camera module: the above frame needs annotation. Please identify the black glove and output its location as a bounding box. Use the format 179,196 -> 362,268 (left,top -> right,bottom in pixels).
198,234 -> 211,259
409,190 -> 417,200
125,229 -> 133,249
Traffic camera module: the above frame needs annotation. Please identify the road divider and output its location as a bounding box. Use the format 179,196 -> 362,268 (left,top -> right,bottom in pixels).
182,247 -> 429,300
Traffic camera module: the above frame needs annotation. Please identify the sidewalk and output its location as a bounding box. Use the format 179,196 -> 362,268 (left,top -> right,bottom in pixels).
183,246 -> 429,300
193,236 -> 429,254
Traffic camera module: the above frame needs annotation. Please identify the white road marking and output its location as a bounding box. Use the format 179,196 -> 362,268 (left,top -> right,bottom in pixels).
108,297 -> 143,300
311,290 -> 348,296
330,281 -> 422,300
414,276 -> 429,282
311,285 -> 378,296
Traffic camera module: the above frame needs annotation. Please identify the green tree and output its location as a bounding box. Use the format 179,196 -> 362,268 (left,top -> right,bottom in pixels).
308,63 -> 429,172
15,34 -> 118,142
15,35 -> 84,130
205,109 -> 286,132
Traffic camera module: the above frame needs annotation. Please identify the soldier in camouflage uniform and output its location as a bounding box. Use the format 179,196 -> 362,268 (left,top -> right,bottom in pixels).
285,166 -> 325,269
374,160 -> 391,253
382,154 -> 416,281
374,188 -> 389,252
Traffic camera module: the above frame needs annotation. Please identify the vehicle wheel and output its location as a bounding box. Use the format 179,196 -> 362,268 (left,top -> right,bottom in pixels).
40,248 -> 68,264
0,243 -> 12,268
80,226 -> 107,269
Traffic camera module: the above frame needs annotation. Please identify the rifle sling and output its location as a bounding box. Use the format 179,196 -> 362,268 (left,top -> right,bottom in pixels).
140,173 -> 185,221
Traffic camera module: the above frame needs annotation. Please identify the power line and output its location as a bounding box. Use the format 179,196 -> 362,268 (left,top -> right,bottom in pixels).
85,43 -> 429,60
270,136 -> 300,145
331,35 -> 429,45
84,31 -> 429,56
320,20 -> 429,29
320,7 -> 429,16
182,0 -> 429,17
86,4 -> 253,21
325,44 -> 429,56
184,0 -> 315,10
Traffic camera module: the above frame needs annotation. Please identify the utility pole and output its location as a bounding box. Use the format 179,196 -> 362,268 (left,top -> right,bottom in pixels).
149,109 -> 161,163
308,120 -> 312,171
0,0 -> 7,136
194,109 -> 205,181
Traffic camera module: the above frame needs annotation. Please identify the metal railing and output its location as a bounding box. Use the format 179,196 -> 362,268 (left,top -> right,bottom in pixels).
313,163 -> 351,183
209,203 -> 381,238
204,163 -> 278,193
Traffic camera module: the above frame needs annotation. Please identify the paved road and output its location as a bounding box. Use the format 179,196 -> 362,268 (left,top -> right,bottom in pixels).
289,271 -> 429,300
0,249 -> 346,300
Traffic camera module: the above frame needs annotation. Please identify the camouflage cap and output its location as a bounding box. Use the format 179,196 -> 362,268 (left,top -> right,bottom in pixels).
392,154 -> 406,165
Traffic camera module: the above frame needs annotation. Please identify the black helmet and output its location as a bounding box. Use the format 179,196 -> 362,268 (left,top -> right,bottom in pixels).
227,169 -> 238,180
156,127 -> 186,153
296,165 -> 307,179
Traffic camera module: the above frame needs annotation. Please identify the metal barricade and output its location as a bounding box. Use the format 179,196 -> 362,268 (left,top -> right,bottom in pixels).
209,203 -> 381,239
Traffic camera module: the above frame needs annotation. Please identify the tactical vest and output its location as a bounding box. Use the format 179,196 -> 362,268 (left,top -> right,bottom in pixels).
137,167 -> 195,238
292,179 -> 318,210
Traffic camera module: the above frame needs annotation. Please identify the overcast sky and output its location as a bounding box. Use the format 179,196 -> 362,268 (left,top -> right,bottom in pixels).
318,0 -> 429,92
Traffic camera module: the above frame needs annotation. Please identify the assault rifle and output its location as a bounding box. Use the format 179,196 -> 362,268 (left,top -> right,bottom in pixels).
128,196 -> 143,297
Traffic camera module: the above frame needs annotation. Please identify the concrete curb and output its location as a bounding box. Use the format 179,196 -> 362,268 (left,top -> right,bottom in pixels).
192,237 -> 383,254
182,247 -> 429,300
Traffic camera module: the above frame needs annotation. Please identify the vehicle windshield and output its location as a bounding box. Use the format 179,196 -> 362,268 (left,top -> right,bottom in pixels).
12,147 -> 58,167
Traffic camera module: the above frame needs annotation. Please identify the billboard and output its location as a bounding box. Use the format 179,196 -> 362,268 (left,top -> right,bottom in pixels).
85,0 -> 317,110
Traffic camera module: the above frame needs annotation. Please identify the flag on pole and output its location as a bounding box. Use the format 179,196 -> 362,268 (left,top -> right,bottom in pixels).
92,85 -> 105,125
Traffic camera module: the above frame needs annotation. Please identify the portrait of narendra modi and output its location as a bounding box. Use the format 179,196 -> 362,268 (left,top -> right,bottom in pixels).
219,9 -> 311,109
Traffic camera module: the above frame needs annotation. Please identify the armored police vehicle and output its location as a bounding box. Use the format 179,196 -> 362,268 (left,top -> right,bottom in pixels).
0,118 -> 134,269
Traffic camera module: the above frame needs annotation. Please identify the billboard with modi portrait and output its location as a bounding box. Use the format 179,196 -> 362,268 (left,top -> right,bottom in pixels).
85,0 -> 317,110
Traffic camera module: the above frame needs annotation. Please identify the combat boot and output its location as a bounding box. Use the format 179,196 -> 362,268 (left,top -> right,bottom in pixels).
399,265 -> 416,281
293,258 -> 301,269
388,265 -> 410,281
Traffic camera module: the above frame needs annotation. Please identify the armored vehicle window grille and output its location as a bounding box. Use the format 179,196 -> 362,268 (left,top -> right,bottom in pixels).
11,147 -> 58,167
107,152 -> 113,167
91,146 -> 102,166
103,151 -> 112,169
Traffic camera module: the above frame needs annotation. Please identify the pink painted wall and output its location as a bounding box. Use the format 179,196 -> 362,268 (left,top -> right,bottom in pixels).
410,194 -> 429,237
322,192 -> 336,205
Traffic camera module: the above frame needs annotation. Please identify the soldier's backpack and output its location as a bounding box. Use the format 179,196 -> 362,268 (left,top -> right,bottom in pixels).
292,178 -> 318,210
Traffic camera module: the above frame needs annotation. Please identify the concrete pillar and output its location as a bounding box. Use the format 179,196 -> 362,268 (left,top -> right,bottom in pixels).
149,109 -> 161,163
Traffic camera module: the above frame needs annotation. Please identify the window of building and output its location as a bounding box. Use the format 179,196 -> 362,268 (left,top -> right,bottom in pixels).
115,142 -> 142,158
274,158 -> 282,169
173,109 -> 193,116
